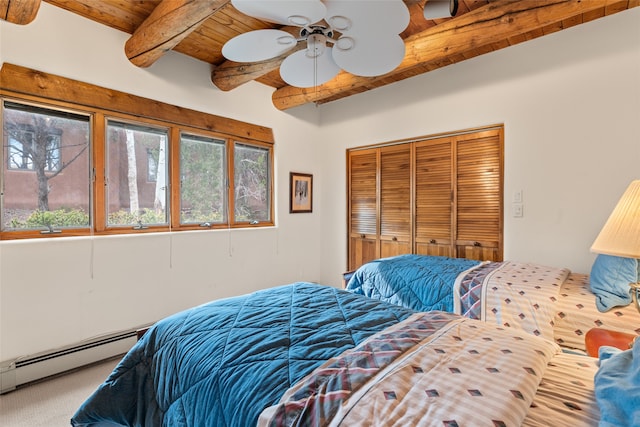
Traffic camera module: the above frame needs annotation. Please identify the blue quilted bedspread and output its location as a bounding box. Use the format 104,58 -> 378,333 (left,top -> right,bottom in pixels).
345,254 -> 482,312
70,282 -> 415,427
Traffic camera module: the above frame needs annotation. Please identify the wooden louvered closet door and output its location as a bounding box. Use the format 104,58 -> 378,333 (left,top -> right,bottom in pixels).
347,126 -> 503,272
348,148 -> 378,269
379,145 -> 412,259
414,137 -> 454,257
455,129 -> 503,261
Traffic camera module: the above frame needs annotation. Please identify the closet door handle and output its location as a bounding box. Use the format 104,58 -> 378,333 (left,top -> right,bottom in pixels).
430,239 -> 436,244
473,241 -> 481,247
360,234 -> 366,239
392,236 -> 398,241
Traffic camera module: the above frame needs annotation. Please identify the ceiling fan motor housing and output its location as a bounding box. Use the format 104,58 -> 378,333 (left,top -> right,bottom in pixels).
300,25 -> 334,40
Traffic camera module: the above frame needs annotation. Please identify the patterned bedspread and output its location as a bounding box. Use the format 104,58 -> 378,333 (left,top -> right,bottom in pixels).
259,311 -> 561,426
347,255 -> 571,342
553,272 -> 640,352
479,261 -> 570,342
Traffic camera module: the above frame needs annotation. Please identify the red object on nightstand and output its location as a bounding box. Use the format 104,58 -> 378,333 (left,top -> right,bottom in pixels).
585,328 -> 637,357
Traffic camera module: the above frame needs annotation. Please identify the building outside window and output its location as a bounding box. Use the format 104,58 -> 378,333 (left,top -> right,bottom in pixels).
2,101 -> 90,231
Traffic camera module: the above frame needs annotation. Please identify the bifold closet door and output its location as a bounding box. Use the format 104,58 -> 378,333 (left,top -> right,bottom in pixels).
414,137 -> 454,257
347,126 -> 504,271
455,128 -> 503,261
348,148 -> 378,270
379,144 -> 412,259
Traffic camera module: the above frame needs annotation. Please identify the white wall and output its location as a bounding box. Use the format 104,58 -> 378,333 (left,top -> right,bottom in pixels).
0,3 -> 639,362
0,3 -> 324,361
317,7 -> 640,286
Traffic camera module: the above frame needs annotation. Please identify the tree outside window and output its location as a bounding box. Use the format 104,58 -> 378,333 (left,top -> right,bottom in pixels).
2,102 -> 90,231
106,120 -> 168,227
179,133 -> 226,225
234,142 -> 270,223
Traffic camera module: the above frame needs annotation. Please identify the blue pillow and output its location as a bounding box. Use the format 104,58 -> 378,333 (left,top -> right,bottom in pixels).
595,344 -> 640,426
590,254 -> 638,312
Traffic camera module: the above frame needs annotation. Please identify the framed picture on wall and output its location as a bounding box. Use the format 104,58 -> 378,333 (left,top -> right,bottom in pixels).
289,172 -> 313,213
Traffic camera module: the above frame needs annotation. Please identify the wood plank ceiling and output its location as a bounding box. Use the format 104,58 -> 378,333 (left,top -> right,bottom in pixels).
2,0 -> 638,110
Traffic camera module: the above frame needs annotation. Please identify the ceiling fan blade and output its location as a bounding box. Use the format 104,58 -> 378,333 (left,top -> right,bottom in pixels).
280,48 -> 341,88
324,0 -> 410,35
332,34 -> 405,77
231,0 -> 326,26
222,29 -> 297,62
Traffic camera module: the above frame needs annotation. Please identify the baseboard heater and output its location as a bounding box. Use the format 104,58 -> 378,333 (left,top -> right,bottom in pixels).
0,326 -> 149,394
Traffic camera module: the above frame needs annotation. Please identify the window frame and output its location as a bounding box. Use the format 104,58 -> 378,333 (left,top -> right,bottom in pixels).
177,131 -> 228,227
1,97 -> 93,238
231,140 -> 273,225
0,63 -> 275,240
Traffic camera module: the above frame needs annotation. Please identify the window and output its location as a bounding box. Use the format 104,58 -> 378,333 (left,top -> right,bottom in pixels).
105,120 -> 169,228
0,65 -> 274,239
0,101 -> 273,239
2,101 -> 90,232
179,133 -> 226,225
234,142 -> 271,223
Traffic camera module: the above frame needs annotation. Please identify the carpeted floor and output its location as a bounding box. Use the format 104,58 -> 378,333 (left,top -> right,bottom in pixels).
0,357 -> 120,427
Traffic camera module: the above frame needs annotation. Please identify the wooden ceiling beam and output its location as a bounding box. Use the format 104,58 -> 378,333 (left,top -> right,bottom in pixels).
272,0 -> 630,110
211,44 -> 304,91
125,0 -> 229,68
0,0 -> 40,25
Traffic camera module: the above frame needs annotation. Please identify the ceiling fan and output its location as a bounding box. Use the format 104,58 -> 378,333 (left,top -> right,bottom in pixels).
222,0 -> 410,88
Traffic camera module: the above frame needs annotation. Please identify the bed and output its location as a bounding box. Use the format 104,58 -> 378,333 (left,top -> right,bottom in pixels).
554,272 -> 640,351
345,254 -> 640,353
70,282 -> 607,427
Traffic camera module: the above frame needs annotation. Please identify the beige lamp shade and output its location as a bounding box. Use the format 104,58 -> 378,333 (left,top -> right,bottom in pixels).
591,180 -> 640,258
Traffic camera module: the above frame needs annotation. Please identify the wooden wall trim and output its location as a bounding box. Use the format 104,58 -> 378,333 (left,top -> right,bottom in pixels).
0,63 -> 274,144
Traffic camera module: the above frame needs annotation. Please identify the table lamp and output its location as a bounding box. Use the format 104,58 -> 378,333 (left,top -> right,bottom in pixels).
591,180 -> 640,313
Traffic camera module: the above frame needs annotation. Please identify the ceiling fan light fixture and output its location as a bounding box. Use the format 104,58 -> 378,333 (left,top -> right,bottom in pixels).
277,36 -> 295,46
335,36 -> 354,52
288,15 -> 312,26
325,0 -> 409,34
328,15 -> 352,32
280,48 -> 340,87
221,29 -> 296,62
231,0 -> 326,25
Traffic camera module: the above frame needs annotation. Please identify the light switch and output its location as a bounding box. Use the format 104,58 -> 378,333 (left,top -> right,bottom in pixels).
513,190 -> 523,203
513,203 -> 523,218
